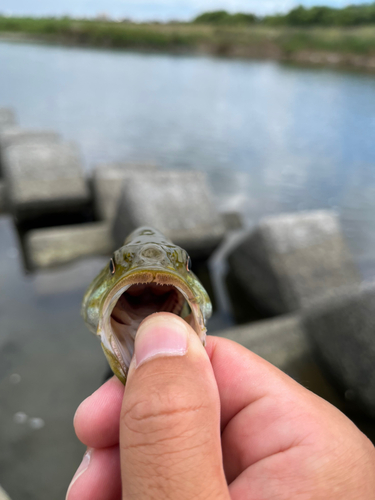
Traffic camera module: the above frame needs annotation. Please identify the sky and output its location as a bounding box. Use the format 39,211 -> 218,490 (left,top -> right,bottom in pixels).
0,0 -> 369,21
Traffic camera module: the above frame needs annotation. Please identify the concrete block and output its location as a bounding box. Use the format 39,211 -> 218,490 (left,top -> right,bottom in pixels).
112,171 -> 226,255
3,141 -> 90,218
303,281 -> 375,417
92,162 -> 158,221
0,128 -> 60,178
217,315 -> 308,373
33,256 -> 108,295
227,211 -> 360,315
0,127 -> 60,150
0,108 -> 17,132
25,223 -> 114,269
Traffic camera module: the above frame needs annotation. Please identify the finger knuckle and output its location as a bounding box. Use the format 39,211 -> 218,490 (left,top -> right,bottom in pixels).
121,383 -> 208,451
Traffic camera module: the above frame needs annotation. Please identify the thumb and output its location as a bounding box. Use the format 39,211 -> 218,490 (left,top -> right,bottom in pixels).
120,312 -> 230,500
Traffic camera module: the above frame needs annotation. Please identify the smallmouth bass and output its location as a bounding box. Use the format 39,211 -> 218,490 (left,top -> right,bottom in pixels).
81,227 -> 212,384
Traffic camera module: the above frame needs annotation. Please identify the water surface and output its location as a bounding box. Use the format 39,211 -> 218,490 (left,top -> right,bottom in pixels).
1,40 -> 375,268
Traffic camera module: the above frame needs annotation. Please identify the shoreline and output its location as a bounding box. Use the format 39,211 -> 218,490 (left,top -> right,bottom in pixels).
1,28 -> 375,73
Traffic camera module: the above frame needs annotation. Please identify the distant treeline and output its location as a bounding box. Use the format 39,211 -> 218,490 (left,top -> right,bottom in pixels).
193,11 -> 257,25
194,3 -> 375,26
0,17 -> 196,49
1,10 -> 375,70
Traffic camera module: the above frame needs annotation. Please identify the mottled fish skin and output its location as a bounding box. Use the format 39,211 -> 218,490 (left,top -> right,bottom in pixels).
81,227 -> 212,384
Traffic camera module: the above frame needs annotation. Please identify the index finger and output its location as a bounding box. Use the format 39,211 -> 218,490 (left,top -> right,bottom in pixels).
74,376 -> 124,448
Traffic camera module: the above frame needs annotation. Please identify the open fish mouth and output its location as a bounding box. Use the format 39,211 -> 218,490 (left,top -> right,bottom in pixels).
98,271 -> 206,381
112,283 -> 186,326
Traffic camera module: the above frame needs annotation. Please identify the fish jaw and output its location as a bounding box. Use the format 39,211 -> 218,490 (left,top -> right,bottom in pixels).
96,269 -> 207,384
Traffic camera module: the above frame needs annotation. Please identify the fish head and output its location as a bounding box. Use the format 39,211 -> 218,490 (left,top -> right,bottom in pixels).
81,227 -> 212,383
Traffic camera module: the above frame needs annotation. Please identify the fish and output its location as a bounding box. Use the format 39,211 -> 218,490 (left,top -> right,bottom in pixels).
81,226 -> 212,384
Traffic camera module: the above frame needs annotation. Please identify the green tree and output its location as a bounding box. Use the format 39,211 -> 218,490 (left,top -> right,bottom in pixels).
193,10 -> 256,25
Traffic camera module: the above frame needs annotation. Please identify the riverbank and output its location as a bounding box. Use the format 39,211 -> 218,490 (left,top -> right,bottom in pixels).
1,17 -> 375,71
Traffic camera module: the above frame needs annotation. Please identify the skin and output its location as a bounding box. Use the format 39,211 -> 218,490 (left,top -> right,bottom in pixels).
68,313 -> 375,500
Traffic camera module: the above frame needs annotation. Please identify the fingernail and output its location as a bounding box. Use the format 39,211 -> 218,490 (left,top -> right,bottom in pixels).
65,448 -> 93,500
135,315 -> 188,368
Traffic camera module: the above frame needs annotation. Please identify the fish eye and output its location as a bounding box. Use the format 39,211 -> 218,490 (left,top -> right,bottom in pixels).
109,257 -> 116,275
186,256 -> 192,272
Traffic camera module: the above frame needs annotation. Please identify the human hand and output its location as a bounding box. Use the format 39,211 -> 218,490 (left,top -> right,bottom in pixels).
67,312 -> 375,500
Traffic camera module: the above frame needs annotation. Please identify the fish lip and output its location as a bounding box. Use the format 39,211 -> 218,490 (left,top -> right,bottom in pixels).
98,267 -> 206,349
106,267 -> 193,299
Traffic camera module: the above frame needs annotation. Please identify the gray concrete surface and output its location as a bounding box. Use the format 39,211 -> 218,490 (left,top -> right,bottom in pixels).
2,141 -> 90,218
33,258 -> 111,296
0,216 -> 109,500
0,108 -> 16,131
92,162 -> 158,222
0,128 -> 60,151
113,170 -> 226,255
25,222 -> 114,269
303,281 -> 375,417
227,210 -> 360,315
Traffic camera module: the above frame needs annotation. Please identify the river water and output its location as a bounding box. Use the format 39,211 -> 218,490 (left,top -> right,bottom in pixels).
1,40 -> 375,267
1,40 -> 375,270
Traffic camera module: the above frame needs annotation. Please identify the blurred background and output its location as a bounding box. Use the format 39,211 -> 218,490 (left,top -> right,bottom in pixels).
1,1 -> 375,499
